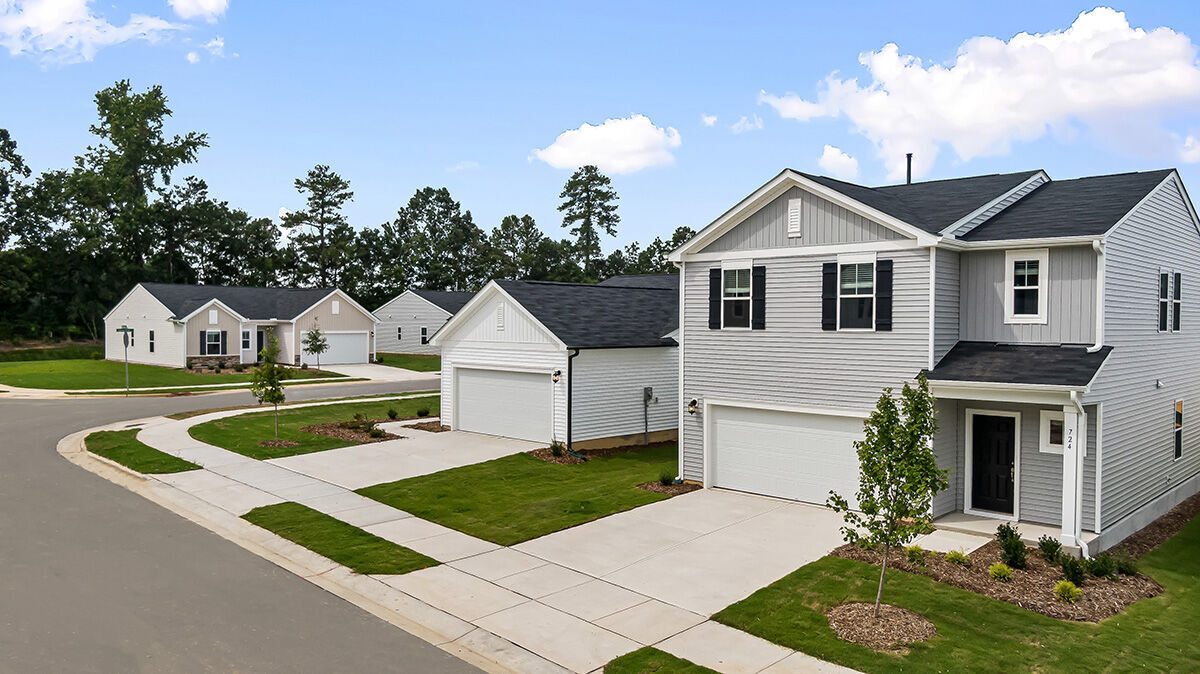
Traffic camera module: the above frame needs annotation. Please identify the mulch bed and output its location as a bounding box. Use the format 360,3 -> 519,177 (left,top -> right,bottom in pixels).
405,421 -> 450,433
637,481 -> 702,496
827,602 -> 936,651
257,439 -> 300,448
1109,492 -> 1200,559
300,420 -> 400,444
527,441 -> 677,464
832,540 -> 1161,622
527,447 -> 586,464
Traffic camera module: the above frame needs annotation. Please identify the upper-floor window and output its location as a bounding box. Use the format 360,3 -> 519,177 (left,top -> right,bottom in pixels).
421,326 -> 429,344
1174,272 -> 1182,332
722,264 -> 752,329
148,330 -> 154,353
1004,248 -> 1048,324
1175,400 -> 1184,460
838,254 -> 875,330
1160,272 -> 1170,331
396,326 -> 402,341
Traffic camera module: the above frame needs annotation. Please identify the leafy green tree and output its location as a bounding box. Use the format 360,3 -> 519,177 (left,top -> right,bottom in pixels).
558,165 -> 619,279
282,164 -> 355,287
387,187 -> 486,291
301,323 -> 329,370
827,375 -> 947,618
0,128 -> 31,246
489,214 -> 547,279
250,331 -> 291,440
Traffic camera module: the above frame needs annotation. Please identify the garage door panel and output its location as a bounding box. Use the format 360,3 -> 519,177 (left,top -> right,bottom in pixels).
456,368 -> 552,442
711,406 -> 861,507
302,333 -> 368,365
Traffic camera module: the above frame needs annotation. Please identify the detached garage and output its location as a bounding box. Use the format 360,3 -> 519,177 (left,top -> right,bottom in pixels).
431,275 -> 680,447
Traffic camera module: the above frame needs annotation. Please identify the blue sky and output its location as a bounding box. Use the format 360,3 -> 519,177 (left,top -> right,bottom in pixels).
4,1 -> 1200,250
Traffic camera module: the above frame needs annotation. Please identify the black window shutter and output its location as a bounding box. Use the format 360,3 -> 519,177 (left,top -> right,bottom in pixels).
876,259 -> 894,331
821,263 -> 837,331
199,330 -> 206,355
708,268 -> 722,329
751,266 -> 766,330
220,330 -> 227,355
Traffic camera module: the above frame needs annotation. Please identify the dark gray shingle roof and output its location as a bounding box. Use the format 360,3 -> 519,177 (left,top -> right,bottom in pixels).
959,170 -> 1175,241
410,289 -> 475,314
597,274 -> 680,290
495,280 -> 677,349
139,283 -> 336,321
924,341 -> 1112,387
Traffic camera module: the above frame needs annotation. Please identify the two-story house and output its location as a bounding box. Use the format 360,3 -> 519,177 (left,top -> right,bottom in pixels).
669,167 -> 1200,553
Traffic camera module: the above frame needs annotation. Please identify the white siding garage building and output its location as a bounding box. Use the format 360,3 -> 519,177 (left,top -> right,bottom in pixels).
431,275 -> 680,447
374,289 -> 474,354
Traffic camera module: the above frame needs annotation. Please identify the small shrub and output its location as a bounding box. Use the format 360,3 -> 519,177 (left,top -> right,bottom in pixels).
1038,534 -> 1063,563
989,562 -> 1013,582
1054,580 -> 1082,604
368,427 -> 386,439
1061,555 -> 1086,586
549,441 -> 565,457
91,352 -> 102,360
185,361 -> 194,370
1114,552 -> 1138,576
387,407 -> 399,420
1000,535 -> 1028,569
995,522 -> 1021,545
905,545 -> 926,566
234,363 -> 246,372
213,365 -> 222,374
659,470 -> 674,486
944,549 -> 970,566
416,406 -> 431,417
1087,553 -> 1117,579
301,362 -> 309,370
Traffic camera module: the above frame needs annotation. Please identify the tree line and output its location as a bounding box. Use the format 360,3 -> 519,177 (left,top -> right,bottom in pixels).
0,81 -> 693,341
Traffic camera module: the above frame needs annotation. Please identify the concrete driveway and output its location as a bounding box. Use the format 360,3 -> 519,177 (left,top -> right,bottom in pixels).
332,362 -> 439,382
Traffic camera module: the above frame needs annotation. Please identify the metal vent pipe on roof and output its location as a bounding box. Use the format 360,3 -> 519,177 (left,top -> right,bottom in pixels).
906,153 -> 913,184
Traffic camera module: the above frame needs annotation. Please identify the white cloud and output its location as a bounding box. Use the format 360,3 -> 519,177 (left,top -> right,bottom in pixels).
760,7 -> 1200,179
447,160 -> 480,172
701,114 -> 717,127
202,35 -> 223,56
168,0 -> 227,23
818,145 -> 859,179
185,50 -> 198,63
0,0 -> 181,64
531,114 -> 681,174
1182,135 -> 1200,163
277,206 -> 290,220
730,114 -> 763,134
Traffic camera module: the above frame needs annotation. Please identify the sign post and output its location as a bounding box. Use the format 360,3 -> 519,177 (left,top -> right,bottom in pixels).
115,325 -> 134,397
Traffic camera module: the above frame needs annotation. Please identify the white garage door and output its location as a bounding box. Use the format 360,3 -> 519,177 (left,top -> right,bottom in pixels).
302,332 -> 369,365
710,406 -> 862,507
455,368 -> 552,442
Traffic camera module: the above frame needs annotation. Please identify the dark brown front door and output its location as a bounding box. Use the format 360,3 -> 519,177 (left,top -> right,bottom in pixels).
972,414 -> 1016,514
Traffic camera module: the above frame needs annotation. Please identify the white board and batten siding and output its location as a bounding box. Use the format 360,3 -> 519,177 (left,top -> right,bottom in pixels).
294,293 -> 374,365
185,303 -> 241,358
375,291 -> 451,354
104,284 -> 186,367
1089,177 -> 1200,530
571,347 -> 678,442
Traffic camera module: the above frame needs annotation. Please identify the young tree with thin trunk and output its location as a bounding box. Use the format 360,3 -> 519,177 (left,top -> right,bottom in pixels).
301,323 -> 329,371
250,331 -> 290,440
557,165 -> 619,280
827,375 -> 947,618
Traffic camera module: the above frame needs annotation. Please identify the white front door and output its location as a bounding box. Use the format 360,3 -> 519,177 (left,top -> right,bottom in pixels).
303,332 -> 369,365
710,405 -> 863,507
455,368 -> 553,442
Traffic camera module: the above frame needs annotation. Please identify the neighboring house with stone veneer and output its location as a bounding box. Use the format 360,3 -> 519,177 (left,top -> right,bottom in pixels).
103,283 -> 377,368
670,166 -> 1200,553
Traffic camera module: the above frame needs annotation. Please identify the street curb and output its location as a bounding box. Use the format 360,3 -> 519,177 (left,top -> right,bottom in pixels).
57,424 -> 568,674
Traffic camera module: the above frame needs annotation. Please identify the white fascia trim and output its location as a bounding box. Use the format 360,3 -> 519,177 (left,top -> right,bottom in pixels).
429,282 -> 568,350
938,171 -> 1050,238
670,169 -> 936,261
295,289 -> 379,324
1105,171 -> 1200,239
928,380 -> 1081,406
682,238 -> 920,263
373,289 -> 416,314
178,297 -> 248,324
939,235 -> 1102,251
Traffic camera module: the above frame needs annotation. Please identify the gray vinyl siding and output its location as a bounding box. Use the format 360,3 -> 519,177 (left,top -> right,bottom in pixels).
702,186 -> 904,253
572,347 -> 678,442
932,398 -> 960,517
959,245 -> 1096,344
933,249 -> 960,364
680,247 -> 930,482
374,292 -> 452,354
1087,177 -> 1200,530
950,174 -> 1048,237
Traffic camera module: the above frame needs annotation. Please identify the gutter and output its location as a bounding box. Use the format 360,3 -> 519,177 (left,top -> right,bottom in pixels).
565,348 -> 585,459
1087,240 -> 1106,353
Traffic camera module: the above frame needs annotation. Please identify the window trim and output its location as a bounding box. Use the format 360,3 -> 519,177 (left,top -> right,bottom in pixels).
1175,399 -> 1184,461
396,326 -> 402,341
1159,270 -> 1171,333
420,326 -> 429,345
208,308 -> 219,325
332,299 -> 340,315
148,329 -> 154,353
837,252 -> 877,332
1173,272 -> 1182,332
205,330 -> 222,356
720,259 -> 753,330
241,329 -> 251,350
1004,248 -> 1049,325
1039,410 -> 1065,455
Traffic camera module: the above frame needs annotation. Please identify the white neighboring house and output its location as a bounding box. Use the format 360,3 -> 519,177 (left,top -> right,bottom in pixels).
103,283 -> 378,368
374,289 -> 474,354
430,275 -> 680,447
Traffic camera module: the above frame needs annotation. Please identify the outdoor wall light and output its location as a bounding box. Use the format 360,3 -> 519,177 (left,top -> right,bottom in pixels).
552,369 -> 561,383
687,399 -> 699,415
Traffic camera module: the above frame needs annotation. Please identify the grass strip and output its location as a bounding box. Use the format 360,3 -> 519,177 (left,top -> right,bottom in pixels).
605,647 -> 717,674
85,429 -> 201,474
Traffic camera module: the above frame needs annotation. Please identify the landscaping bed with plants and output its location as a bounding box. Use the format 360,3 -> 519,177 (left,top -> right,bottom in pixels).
527,440 -> 676,465
404,420 -> 449,432
299,413 -> 401,445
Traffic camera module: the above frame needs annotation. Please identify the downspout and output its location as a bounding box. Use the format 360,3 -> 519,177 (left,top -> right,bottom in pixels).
1087,240 -> 1106,353
565,348 -> 585,460
1070,390 -> 1091,558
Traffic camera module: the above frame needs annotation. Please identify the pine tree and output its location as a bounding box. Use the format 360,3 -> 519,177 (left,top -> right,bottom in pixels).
557,165 -> 619,280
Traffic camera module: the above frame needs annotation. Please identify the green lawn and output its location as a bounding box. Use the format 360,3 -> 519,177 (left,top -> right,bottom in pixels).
242,502 -> 437,575
189,396 -> 439,459
376,352 -> 441,372
605,647 -> 717,674
68,377 -> 366,396
712,517 -> 1200,673
0,358 -> 341,390
357,444 -> 678,546
85,429 -> 201,474
165,391 -> 438,420
0,344 -> 102,362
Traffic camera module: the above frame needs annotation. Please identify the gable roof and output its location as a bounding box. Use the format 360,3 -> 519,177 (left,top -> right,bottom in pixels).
494,280 -> 678,349
959,169 -> 1176,241
924,341 -> 1112,387
597,274 -> 680,290
138,283 -> 338,321
410,289 -> 475,315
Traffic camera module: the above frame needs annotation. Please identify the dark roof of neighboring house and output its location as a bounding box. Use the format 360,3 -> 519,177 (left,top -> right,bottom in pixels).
139,283 -> 337,321
923,341 -> 1112,387
959,170 -> 1176,241
597,274 -> 680,290
494,279 -> 678,349
410,289 -> 475,315
797,170 -> 1042,234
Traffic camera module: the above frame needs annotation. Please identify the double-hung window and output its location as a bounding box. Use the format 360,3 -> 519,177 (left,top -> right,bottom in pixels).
421,326 -> 429,344
1175,400 -> 1184,460
396,326 -> 402,341
838,254 -> 875,330
1005,248 -> 1048,324
1160,272 -> 1171,331
722,264 -> 752,329
148,330 -> 155,353
1174,273 -> 1182,332
205,330 -> 222,355
241,330 -> 251,350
